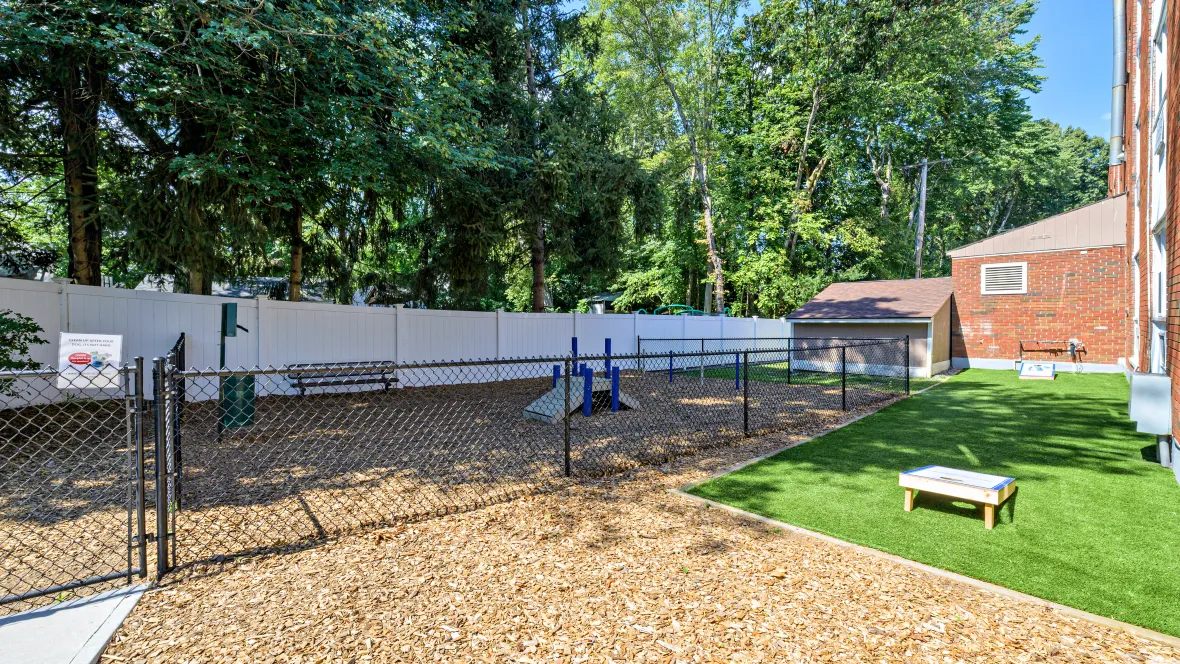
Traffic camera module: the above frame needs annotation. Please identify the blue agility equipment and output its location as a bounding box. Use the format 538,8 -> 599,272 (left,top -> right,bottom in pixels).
605,338 -> 612,378
582,365 -> 593,416
611,366 -> 620,412
572,336 -> 578,359
552,364 -> 560,388
668,351 -> 674,383
734,353 -> 740,390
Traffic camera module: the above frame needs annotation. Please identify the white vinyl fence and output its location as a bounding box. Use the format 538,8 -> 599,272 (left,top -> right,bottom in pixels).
1,278 -> 789,399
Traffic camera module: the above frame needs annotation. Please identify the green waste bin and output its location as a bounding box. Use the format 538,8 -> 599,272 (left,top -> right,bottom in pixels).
220,376 -> 255,428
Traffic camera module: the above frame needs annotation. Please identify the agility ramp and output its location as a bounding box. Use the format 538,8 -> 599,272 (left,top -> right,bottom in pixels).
523,375 -> 640,424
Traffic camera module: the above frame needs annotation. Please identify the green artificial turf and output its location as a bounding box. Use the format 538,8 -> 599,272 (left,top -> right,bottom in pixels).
689,370 -> 1180,636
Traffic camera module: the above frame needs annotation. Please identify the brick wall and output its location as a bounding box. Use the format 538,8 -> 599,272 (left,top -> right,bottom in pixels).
1136,0 -> 1153,369
1168,0 -> 1180,441
950,247 -> 1128,365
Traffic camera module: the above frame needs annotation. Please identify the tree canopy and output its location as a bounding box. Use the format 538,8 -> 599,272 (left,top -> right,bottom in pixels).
0,0 -> 1108,314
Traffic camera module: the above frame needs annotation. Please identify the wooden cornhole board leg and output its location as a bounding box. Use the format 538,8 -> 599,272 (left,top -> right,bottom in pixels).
983,503 -> 995,529
904,488 -> 916,512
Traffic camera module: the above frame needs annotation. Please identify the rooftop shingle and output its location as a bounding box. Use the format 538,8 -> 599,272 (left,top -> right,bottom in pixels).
786,277 -> 953,320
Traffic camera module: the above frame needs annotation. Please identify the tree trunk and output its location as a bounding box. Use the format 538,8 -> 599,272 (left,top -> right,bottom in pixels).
635,4 -> 725,313
57,62 -> 102,286
698,160 -> 725,313
913,159 -> 929,278
522,0 -> 546,312
178,118 -> 215,296
787,82 -> 823,260
660,73 -> 724,311
287,201 -> 303,302
530,217 -> 546,312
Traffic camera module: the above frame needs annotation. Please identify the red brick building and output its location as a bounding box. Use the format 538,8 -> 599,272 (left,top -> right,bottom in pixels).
790,2 -> 1180,474
947,196 -> 1128,371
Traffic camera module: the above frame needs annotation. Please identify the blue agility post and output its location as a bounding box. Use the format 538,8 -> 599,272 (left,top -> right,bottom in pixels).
735,353 -> 741,390
605,338 -> 612,378
552,364 -> 560,389
572,336 -> 578,359
611,366 -> 620,412
668,351 -> 674,383
582,365 -> 593,416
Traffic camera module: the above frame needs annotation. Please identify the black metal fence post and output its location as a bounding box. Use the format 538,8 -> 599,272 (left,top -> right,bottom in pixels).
152,357 -> 170,578
904,335 -> 911,395
133,358 -> 147,577
173,334 -> 184,509
563,357 -> 571,477
787,338 -> 792,385
637,336 -> 643,375
841,346 -> 847,411
742,351 -> 749,436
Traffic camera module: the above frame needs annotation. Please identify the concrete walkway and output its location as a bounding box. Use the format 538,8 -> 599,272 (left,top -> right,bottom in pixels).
0,584 -> 148,664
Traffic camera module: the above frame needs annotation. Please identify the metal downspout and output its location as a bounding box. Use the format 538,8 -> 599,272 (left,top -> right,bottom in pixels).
1110,0 -> 1127,166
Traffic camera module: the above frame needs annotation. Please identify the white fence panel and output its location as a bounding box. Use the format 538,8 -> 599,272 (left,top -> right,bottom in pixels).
0,279 -> 61,368
262,300 -> 394,367
684,316 -> 723,341
501,312 -> 574,359
1,277 -> 791,396
755,316 -> 788,340
573,313 -> 631,356
723,317 -> 756,339
635,314 -> 681,341
399,308 -> 498,363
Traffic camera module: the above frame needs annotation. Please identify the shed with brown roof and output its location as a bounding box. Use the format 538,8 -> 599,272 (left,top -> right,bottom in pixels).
787,278 -> 954,378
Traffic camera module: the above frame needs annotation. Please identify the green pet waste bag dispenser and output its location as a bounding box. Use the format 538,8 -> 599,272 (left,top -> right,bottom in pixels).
219,302 -> 255,428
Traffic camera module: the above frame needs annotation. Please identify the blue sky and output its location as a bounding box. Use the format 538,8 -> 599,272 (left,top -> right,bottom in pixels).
1023,0 -> 1114,138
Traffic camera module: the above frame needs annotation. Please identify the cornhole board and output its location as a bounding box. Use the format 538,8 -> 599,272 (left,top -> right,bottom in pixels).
899,465 -> 1016,529
523,376 -> 640,424
1018,361 -> 1055,380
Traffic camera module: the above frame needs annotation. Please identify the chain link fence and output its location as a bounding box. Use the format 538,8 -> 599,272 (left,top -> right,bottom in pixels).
2,337 -> 908,609
0,365 -> 147,614
637,336 -> 904,357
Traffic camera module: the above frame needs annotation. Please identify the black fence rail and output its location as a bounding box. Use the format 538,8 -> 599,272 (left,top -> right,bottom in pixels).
1,337 -> 908,611
637,336 -> 903,358
0,364 -> 148,614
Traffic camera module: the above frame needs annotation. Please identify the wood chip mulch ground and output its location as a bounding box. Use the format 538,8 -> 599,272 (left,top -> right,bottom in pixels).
105,410 -> 1180,663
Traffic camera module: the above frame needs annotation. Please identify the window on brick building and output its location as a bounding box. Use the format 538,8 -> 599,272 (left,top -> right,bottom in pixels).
980,262 -> 1027,295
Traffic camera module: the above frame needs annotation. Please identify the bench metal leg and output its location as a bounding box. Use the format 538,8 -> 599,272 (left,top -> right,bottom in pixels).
904,488 -> 915,512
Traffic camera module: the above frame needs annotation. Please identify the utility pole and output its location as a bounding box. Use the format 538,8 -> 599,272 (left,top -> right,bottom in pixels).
902,157 -> 952,278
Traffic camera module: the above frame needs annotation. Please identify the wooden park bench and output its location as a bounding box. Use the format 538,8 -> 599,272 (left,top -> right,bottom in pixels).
899,465 -> 1017,529
287,362 -> 398,396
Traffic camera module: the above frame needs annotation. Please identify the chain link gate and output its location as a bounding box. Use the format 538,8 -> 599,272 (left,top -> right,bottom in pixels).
0,363 -> 148,614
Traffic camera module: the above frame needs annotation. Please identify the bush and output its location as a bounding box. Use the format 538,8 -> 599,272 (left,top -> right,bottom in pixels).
0,309 -> 46,371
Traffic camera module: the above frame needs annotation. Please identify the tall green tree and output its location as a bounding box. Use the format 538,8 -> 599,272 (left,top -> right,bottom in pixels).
593,0 -> 739,312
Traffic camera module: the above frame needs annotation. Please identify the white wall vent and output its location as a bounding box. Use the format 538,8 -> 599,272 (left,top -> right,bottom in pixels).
980,262 -> 1027,295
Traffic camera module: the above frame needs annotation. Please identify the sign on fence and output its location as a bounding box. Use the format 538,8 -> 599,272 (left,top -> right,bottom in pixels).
57,332 -> 123,389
